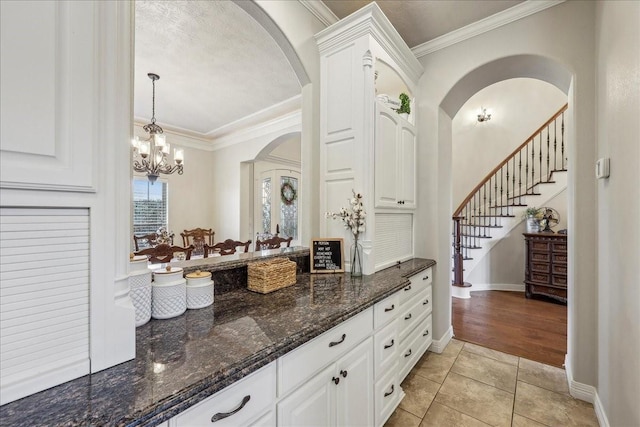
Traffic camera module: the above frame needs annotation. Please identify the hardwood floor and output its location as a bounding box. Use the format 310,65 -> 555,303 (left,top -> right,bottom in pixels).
452,290 -> 567,367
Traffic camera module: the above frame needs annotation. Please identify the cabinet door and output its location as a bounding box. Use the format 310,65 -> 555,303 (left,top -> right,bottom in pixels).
336,338 -> 374,427
398,123 -> 416,208
277,364 -> 336,427
375,103 -> 400,208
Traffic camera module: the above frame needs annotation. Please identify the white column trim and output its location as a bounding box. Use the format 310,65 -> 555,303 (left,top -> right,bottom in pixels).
564,355 -> 610,427
430,325 -> 454,353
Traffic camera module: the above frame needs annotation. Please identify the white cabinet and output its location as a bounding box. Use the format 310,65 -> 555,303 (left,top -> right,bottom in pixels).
278,338 -> 374,427
375,101 -> 417,209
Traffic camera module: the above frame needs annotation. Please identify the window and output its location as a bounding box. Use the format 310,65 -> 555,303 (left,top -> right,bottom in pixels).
132,177 -> 168,241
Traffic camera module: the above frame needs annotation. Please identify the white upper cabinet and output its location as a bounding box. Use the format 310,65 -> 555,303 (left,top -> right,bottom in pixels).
375,102 -> 417,209
316,3 -> 423,274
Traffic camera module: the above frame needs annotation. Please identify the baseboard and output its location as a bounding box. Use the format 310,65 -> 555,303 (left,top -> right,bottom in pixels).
564,355 -> 610,427
430,325 -> 453,353
470,283 -> 525,292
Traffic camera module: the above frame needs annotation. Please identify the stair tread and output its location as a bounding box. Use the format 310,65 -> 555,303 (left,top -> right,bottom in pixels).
461,245 -> 482,249
472,214 -> 515,218
491,204 -> 527,208
463,224 -> 503,228
460,234 -> 492,238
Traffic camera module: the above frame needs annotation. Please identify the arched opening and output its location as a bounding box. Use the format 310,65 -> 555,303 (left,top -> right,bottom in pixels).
438,54 -> 574,364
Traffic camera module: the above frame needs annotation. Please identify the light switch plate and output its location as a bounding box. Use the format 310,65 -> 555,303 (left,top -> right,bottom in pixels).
595,158 -> 610,179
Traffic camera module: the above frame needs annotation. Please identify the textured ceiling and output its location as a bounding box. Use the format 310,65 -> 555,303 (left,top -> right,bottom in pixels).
134,1 -> 300,136
323,0 -> 523,48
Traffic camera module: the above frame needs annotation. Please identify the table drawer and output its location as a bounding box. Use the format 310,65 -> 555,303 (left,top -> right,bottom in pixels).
278,307 -> 373,396
398,289 -> 430,341
374,319 -> 399,379
373,292 -> 400,329
174,362 -> 275,427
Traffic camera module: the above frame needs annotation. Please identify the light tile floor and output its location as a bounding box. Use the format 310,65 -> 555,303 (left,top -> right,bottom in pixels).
385,339 -> 599,427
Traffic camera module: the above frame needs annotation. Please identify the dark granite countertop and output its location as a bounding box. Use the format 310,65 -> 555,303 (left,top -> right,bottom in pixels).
0,258 -> 435,427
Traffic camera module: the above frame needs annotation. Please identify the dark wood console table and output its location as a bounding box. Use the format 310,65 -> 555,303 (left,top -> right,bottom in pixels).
523,232 -> 567,304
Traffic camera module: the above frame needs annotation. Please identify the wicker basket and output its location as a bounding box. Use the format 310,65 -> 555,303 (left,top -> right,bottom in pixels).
248,257 -> 297,294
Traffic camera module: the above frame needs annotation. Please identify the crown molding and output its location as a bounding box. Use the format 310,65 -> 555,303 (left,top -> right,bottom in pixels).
411,0 -> 565,58
315,3 -> 423,85
260,153 -> 302,168
299,0 -> 338,27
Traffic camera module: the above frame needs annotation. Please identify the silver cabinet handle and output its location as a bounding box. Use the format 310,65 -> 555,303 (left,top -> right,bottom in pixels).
329,334 -> 346,347
211,395 -> 250,423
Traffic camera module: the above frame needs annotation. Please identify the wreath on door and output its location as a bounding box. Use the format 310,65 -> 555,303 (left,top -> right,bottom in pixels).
280,182 -> 297,206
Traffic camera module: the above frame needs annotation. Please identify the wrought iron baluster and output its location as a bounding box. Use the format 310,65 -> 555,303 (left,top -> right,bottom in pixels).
539,133 -> 543,185
561,112 -> 565,170
546,126 -> 550,181
531,138 -> 535,193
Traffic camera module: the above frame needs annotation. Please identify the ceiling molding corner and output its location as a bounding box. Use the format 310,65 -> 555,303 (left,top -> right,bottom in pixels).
411,0 -> 566,58
299,0 -> 338,27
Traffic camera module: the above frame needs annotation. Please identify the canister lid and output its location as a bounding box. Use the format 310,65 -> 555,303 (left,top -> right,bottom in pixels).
186,270 -> 212,279
130,254 -> 147,263
154,266 -> 184,274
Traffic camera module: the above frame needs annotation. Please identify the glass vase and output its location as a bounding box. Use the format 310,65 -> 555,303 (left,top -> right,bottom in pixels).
350,238 -> 363,277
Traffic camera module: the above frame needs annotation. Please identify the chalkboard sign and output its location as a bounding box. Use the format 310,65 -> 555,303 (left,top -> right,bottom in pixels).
310,238 -> 344,273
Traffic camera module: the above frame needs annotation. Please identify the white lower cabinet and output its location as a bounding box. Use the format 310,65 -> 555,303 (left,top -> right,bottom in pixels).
166,270 -> 434,427
278,338 -> 374,427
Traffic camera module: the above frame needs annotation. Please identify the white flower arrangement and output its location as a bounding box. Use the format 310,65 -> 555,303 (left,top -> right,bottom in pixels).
326,190 -> 366,239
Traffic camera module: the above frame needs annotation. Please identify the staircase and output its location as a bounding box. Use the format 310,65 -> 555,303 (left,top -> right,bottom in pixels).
452,104 -> 568,298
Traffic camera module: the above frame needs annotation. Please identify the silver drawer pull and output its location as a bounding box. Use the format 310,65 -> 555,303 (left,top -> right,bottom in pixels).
384,304 -> 395,312
211,395 -> 250,423
384,384 -> 395,397
384,339 -> 395,349
329,334 -> 346,347
404,349 -> 412,358
404,313 -> 412,320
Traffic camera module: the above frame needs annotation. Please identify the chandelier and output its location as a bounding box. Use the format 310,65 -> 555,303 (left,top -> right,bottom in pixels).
477,107 -> 492,123
131,73 -> 184,183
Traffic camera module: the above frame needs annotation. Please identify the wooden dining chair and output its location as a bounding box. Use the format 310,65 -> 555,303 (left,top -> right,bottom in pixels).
133,233 -> 159,252
255,235 -> 293,251
181,228 -> 214,255
135,243 -> 194,264
203,239 -> 252,257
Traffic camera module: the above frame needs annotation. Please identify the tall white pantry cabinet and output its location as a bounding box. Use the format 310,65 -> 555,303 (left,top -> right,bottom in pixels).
315,3 -> 423,275
0,1 -> 136,404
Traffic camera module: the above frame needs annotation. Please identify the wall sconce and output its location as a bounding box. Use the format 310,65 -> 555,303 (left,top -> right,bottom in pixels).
477,107 -> 492,123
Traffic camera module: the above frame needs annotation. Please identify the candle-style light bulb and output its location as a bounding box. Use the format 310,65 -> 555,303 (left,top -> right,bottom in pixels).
140,140 -> 150,157
154,133 -> 166,148
174,148 -> 184,164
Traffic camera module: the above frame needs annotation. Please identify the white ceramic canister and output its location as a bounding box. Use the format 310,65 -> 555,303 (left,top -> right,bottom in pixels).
185,270 -> 214,309
129,254 -> 152,327
152,266 -> 186,319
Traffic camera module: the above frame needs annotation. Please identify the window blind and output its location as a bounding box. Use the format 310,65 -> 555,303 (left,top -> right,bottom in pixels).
132,177 -> 168,237
0,207 -> 90,405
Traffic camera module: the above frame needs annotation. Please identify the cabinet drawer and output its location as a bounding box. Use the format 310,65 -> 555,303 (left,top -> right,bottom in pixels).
530,272 -> 550,284
531,261 -> 549,273
374,319 -> 399,379
553,253 -> 567,263
373,292 -> 400,329
278,308 -> 373,396
398,315 -> 431,381
398,288 -> 430,341
374,364 -> 402,427
248,410 -> 275,427
552,242 -> 567,252
552,264 -> 567,275
400,268 -> 432,305
552,275 -> 567,287
174,362 -> 275,427
531,241 -> 549,251
531,252 -> 550,262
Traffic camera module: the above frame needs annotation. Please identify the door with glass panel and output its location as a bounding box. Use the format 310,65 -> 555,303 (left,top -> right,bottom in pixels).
254,169 -> 301,247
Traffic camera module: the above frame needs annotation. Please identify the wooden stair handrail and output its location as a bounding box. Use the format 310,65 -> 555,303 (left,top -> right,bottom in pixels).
453,103 -> 568,217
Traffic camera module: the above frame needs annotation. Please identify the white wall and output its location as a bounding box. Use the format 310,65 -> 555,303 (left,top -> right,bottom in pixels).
452,78 -> 567,207
595,1 -> 640,425
415,0 -> 598,389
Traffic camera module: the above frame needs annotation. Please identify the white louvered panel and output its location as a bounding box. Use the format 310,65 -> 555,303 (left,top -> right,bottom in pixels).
0,207 -> 90,404
374,213 -> 413,270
